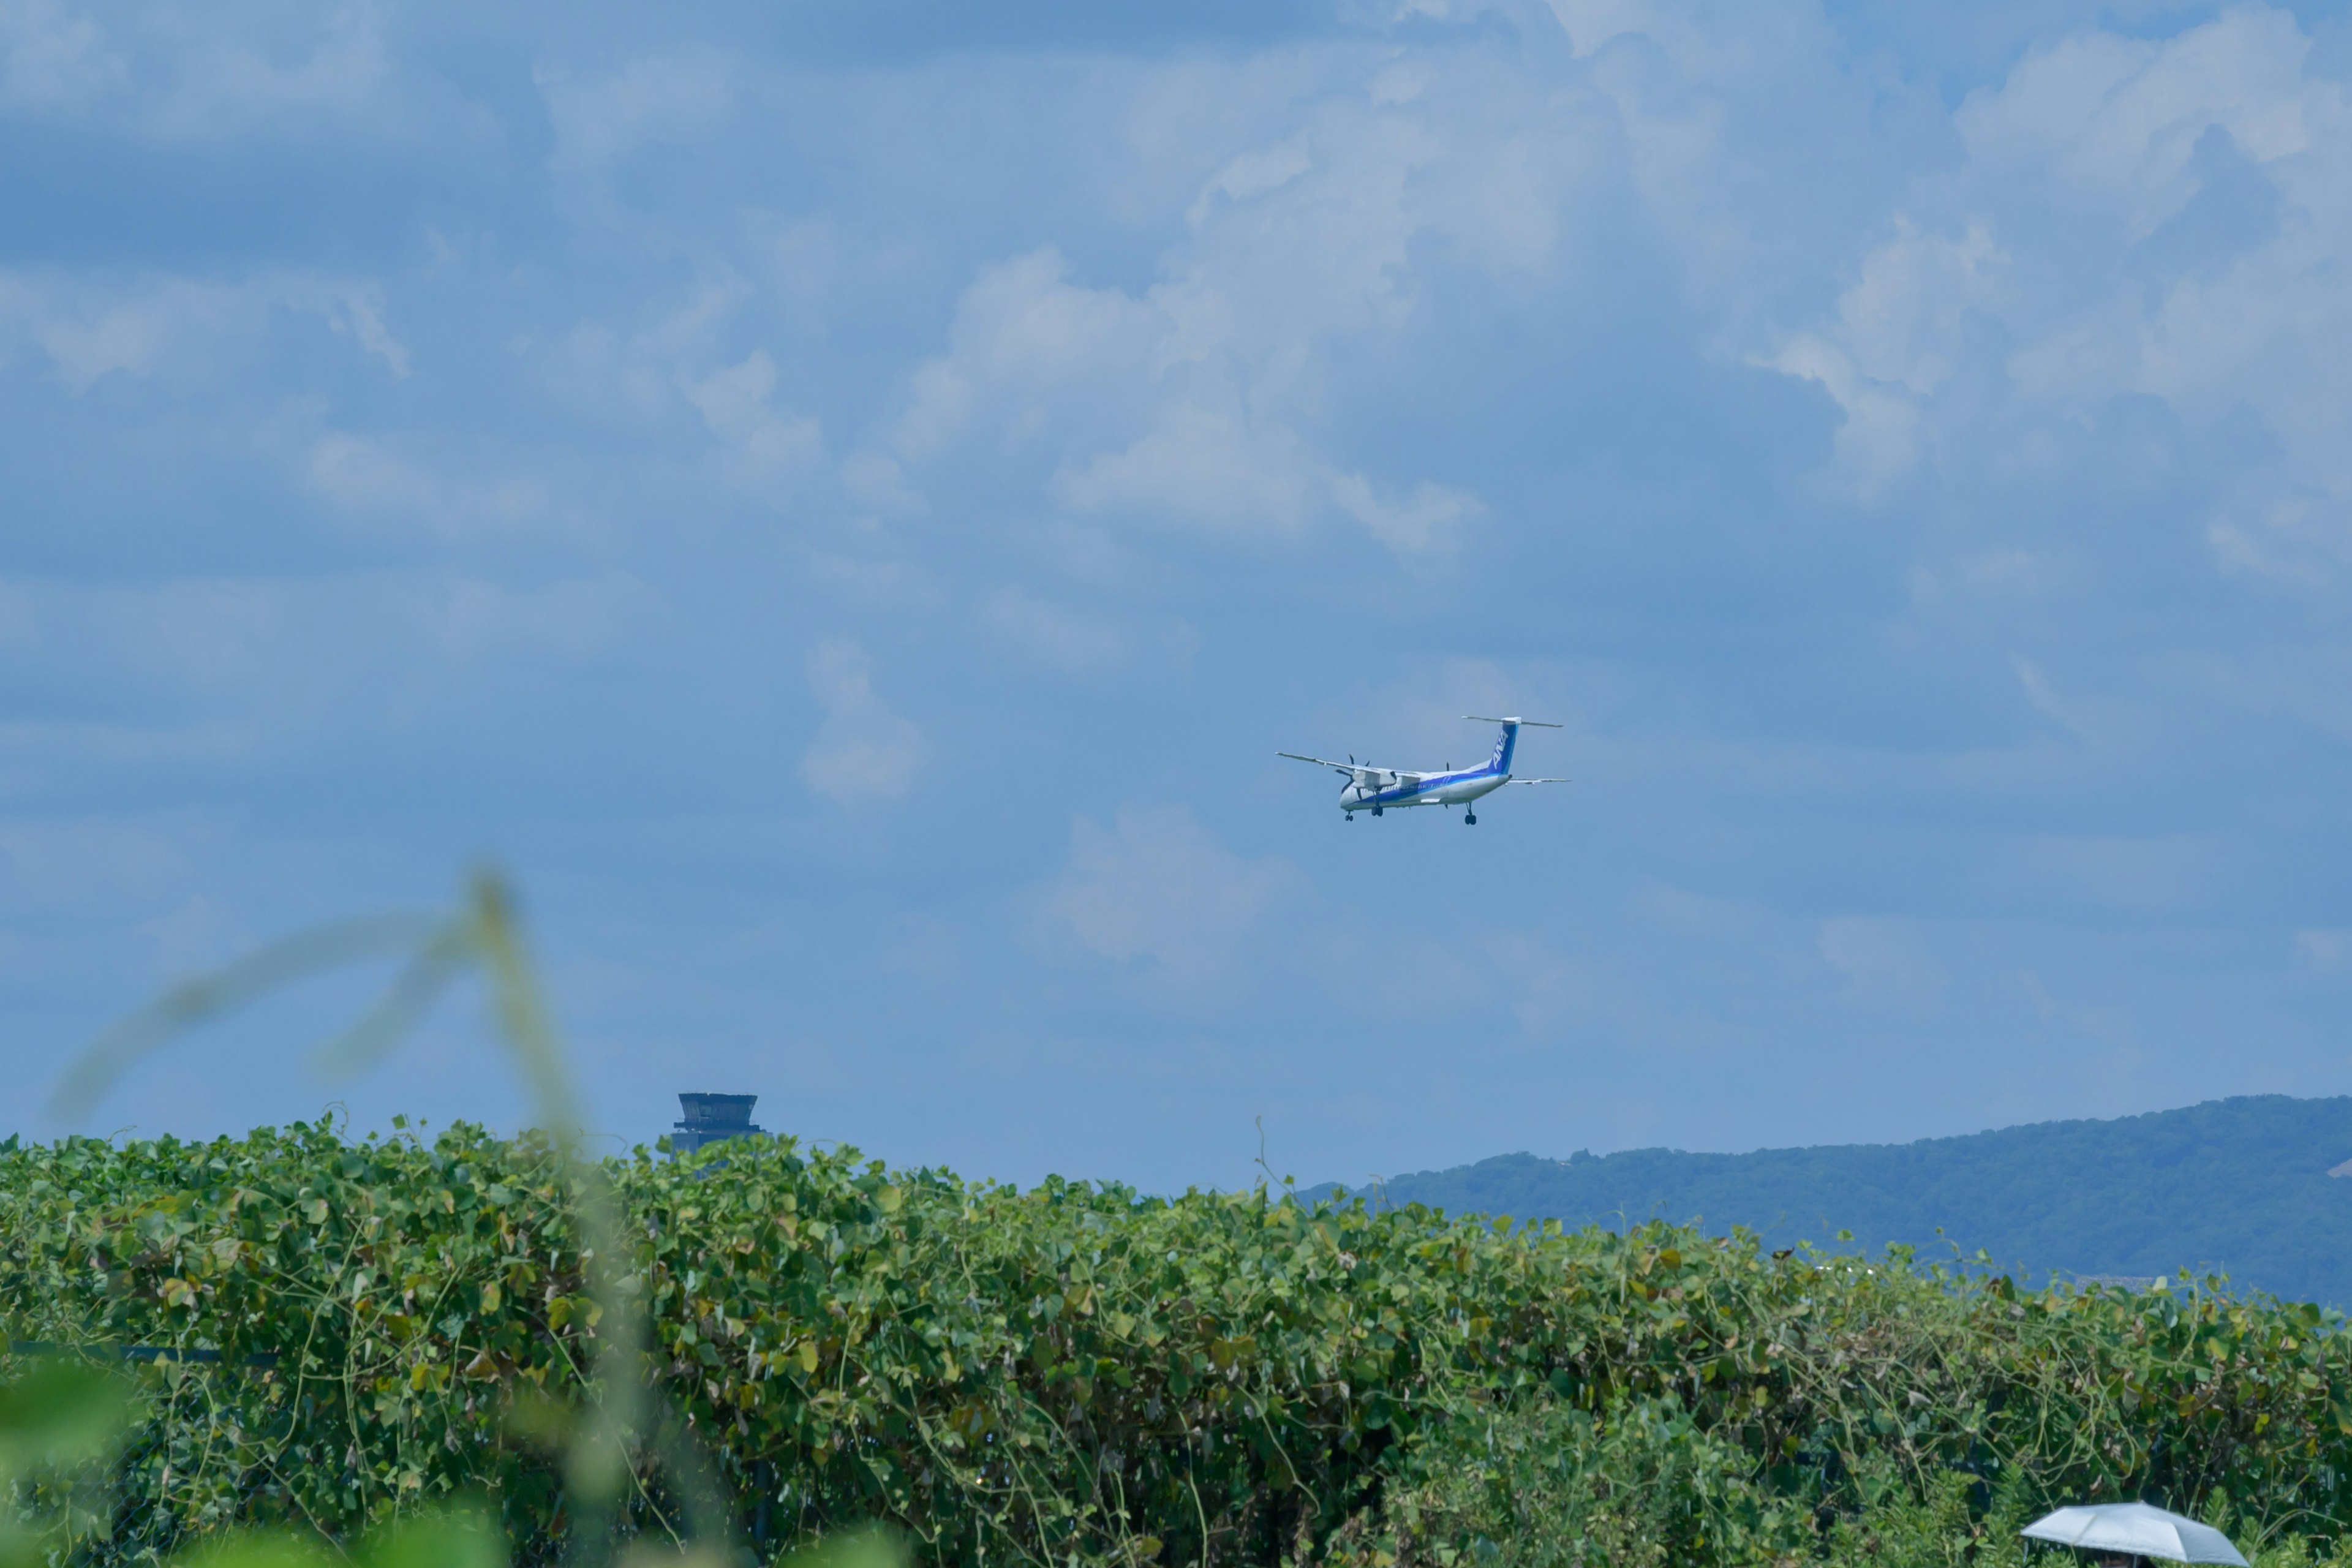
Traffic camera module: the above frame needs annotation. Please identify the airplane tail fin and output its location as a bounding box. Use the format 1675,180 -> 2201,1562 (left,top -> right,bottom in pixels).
1463,715 -> 1562,775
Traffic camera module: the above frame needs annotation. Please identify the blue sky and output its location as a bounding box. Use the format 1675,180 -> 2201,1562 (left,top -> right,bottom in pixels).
5,0 -> 2352,1193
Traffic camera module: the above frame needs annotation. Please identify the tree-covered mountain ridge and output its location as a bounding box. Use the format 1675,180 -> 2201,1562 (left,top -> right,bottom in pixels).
1310,1094 -> 2352,1306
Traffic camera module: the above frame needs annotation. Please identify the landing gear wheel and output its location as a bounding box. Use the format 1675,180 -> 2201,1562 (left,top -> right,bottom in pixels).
1464,812 -> 1477,825
1371,806 -> 1384,817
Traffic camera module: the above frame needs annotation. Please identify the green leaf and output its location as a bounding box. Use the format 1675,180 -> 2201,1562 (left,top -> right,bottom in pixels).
360,1506 -> 507,1568
775,1526 -> 909,1568
0,1361 -> 130,1479
169,1531 -> 338,1567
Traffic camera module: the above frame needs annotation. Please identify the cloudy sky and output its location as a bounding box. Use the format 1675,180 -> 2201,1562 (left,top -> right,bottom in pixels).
4,0 -> 2351,1191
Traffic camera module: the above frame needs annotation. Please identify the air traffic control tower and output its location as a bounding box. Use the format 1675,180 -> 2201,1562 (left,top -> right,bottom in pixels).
672,1093 -> 764,1155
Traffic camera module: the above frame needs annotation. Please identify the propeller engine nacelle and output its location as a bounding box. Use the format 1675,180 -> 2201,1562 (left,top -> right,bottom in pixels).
1341,764 -> 1401,810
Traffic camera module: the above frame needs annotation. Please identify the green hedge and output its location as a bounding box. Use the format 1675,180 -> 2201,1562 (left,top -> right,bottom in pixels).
6,1120 -> 2351,1565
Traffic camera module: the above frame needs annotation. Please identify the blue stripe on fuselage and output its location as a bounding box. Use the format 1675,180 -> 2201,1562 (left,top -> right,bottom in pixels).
1354,763 -> 1502,805
1341,722 -> 1521,810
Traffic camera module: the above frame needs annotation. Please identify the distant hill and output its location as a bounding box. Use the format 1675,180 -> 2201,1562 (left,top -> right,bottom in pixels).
1308,1095 -> 2352,1306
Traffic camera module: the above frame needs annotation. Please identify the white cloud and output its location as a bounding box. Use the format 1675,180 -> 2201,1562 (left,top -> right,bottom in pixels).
518,279 -> 840,496
2176,646 -> 2352,739
2009,655 -> 2145,754
2010,969 -> 2149,1123
681,349 -> 821,472
538,45 -> 741,173
881,62 -> 1542,555
1542,0 -> 1656,58
1055,401 -> 1324,532
2024,835 -> 2219,913
1762,220 -> 2005,491
140,1 -> 409,140
0,0 -> 443,140
1763,333 -> 1923,496
1477,931 -> 1635,1038
2015,970 -> 2135,1052
1031,804 -> 1305,1001
978,588 -> 1184,681
32,279 -> 252,391
1329,472 -> 1477,552
1838,221 -> 2007,397
893,248 -> 1158,459
2296,929 -> 2352,971
89,579 -> 322,698
0,0 -> 128,110
1908,550 -> 2076,612
0,272 -> 408,391
1755,4 -> 2352,554
0,575 -> 658,737
1635,883 -> 1762,940
427,575 -> 655,663
799,639 -> 927,805
1019,771 -> 1634,1028
1957,8 -> 2326,231
1819,918 -> 1947,1014
258,410 -> 626,551
1980,9 -> 2352,580
1185,140 -> 1313,225
276,277 -> 409,377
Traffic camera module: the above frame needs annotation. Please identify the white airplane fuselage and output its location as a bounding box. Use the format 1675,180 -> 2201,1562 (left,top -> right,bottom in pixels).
1281,716 -> 1566,823
1341,765 -> 1508,814
1336,718 -> 1530,814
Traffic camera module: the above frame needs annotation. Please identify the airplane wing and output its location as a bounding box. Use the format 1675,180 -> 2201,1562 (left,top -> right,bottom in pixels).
1280,752 -> 1407,788
1509,777 -> 1572,784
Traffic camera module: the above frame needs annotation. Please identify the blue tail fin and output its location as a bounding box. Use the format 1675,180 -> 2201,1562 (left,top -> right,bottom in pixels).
1490,721 -> 1518,774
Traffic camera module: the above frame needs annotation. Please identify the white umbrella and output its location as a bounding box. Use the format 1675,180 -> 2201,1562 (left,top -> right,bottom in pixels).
2021,1502 -> 2247,1566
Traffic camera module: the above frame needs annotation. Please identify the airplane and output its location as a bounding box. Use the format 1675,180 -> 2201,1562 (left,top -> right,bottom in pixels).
1280,715 -> 1570,824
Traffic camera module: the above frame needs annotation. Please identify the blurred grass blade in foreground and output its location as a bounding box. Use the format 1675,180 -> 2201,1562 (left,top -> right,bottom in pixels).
0,1360 -> 134,1568
42,871 -> 735,1566
0,1360 -> 129,1479
47,912 -> 450,1129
